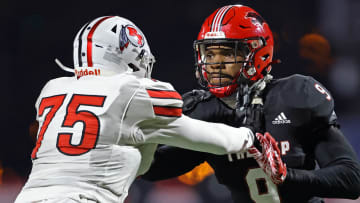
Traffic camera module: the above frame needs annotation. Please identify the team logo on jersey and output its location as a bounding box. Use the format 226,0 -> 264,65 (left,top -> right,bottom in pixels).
119,25 -> 145,51
272,112 -> 291,124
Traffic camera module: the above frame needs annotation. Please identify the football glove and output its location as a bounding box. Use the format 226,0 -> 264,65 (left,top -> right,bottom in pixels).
248,132 -> 287,185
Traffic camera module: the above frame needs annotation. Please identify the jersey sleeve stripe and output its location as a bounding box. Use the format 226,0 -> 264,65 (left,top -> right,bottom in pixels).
153,105 -> 182,117
146,89 -> 182,100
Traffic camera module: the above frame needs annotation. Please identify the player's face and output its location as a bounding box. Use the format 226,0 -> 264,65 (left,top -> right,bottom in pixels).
204,45 -> 244,86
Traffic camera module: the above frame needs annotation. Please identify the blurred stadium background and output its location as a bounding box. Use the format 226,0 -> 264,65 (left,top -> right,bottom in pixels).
1,0 -> 359,202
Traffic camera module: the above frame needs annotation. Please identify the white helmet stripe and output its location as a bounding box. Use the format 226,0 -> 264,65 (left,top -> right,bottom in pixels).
211,6 -> 232,32
218,6 -> 232,32
86,16 -> 114,67
211,6 -> 227,32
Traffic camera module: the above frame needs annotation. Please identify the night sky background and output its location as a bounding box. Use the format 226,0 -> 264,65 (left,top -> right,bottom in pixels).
1,0 -> 360,202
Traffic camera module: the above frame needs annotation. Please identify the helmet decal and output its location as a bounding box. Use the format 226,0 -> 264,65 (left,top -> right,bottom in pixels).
126,25 -> 145,47
119,25 -> 130,51
204,31 -> 225,39
246,12 -> 265,25
120,25 -> 145,51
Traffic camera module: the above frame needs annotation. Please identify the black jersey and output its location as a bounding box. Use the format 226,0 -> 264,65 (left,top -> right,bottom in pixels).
143,74 -> 360,203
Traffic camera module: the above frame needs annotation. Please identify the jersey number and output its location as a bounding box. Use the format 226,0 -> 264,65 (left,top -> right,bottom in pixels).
315,83 -> 331,101
31,94 -> 106,159
245,168 -> 281,203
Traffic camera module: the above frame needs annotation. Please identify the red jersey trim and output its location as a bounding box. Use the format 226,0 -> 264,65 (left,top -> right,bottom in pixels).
153,106 -> 182,117
146,89 -> 182,100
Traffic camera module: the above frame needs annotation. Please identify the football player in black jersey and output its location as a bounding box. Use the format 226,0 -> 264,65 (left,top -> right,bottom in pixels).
142,5 -> 360,203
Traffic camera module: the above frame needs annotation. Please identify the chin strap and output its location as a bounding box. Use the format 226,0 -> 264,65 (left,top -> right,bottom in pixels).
236,73 -> 272,110
235,73 -> 272,136
249,73 -> 273,96
55,58 -> 75,73
55,58 -> 118,77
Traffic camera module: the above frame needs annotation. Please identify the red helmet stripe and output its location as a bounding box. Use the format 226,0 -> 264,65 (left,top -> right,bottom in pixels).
211,6 -> 232,32
86,16 -> 114,67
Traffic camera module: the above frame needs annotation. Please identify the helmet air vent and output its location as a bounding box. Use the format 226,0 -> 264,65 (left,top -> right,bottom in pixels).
111,25 -> 117,33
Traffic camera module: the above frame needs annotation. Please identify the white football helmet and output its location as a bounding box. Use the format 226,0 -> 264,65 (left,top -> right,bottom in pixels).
69,16 -> 155,78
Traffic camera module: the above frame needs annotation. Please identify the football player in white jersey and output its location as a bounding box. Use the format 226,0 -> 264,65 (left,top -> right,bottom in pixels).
15,16 -> 256,203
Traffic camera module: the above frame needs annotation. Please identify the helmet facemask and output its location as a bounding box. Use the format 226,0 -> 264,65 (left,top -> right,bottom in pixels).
194,38 -> 266,97
129,48 -> 156,78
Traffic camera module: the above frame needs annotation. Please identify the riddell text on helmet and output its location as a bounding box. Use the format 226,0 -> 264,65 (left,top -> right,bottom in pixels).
75,69 -> 101,77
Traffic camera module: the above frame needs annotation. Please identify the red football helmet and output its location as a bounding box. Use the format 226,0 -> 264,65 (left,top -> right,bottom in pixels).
194,5 -> 274,97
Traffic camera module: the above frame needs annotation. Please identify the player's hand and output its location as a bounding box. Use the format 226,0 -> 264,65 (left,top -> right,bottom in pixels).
239,103 -> 265,134
248,132 -> 287,185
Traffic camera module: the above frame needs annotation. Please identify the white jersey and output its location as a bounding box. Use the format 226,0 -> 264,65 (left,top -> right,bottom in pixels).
15,73 -> 254,203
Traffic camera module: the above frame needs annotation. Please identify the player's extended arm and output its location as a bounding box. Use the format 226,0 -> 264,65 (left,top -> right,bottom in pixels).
140,114 -> 254,155
282,125 -> 360,199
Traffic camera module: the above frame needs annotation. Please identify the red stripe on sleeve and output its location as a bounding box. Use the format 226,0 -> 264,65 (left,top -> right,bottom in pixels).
87,16 -> 114,67
153,106 -> 182,117
146,89 -> 182,100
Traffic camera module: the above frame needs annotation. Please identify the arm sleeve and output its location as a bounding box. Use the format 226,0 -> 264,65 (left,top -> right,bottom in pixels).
139,115 -> 254,155
142,145 -> 207,181
141,89 -> 211,181
282,125 -> 360,199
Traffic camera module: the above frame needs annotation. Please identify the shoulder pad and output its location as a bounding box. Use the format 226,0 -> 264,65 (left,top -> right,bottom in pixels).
182,89 -> 213,113
272,74 -> 335,128
36,77 -> 71,108
304,75 -> 334,119
273,74 -> 333,109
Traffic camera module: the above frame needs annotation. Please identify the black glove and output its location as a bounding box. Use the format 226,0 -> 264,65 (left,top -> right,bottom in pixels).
246,103 -> 265,134
236,103 -> 264,134
236,101 -> 265,151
